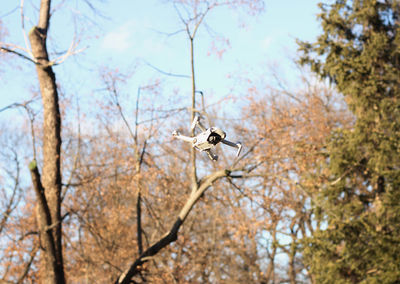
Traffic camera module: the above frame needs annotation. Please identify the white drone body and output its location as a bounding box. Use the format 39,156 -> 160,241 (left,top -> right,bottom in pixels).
172,116 -> 242,161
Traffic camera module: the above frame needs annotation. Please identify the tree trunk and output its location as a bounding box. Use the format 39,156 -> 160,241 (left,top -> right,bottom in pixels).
28,0 -> 65,283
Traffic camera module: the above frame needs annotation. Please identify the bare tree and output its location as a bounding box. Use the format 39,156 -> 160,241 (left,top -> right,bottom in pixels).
115,1 -> 264,283
27,0 -> 65,282
0,0 -> 65,282
3,1 -> 350,283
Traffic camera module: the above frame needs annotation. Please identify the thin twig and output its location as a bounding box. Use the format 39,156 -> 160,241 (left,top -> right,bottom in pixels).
20,0 -> 34,60
0,46 -> 37,64
1,5 -> 19,18
143,60 -> 190,78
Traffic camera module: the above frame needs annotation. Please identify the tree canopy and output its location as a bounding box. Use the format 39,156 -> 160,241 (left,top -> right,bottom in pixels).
2,0 -> 400,283
299,0 -> 400,282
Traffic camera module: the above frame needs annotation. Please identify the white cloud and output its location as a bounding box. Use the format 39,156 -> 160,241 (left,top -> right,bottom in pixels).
101,21 -> 136,52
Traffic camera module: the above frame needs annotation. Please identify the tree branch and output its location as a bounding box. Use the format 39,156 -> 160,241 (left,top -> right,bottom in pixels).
38,0 -> 51,32
0,46 -> 37,64
28,160 -> 59,280
115,169 -> 231,284
16,244 -> 39,284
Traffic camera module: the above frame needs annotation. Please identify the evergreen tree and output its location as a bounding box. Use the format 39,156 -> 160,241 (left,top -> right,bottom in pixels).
298,0 -> 400,283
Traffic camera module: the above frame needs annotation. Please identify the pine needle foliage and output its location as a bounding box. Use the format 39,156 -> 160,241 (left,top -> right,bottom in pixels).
298,0 -> 400,283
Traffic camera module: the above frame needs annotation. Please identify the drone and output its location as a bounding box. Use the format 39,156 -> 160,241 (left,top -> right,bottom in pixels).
172,115 -> 242,161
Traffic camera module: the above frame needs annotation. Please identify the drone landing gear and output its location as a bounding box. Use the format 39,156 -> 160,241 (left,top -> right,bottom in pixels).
205,149 -> 218,161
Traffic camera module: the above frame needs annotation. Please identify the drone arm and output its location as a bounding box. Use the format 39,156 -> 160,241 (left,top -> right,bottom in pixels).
221,139 -> 238,147
221,139 -> 242,157
197,120 -> 207,132
172,131 -> 195,144
190,115 -> 207,132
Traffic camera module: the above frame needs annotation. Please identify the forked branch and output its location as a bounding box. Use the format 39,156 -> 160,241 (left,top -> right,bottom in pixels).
115,169 -> 232,284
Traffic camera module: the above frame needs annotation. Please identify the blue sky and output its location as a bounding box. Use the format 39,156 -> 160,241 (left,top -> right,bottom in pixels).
0,0 -> 322,123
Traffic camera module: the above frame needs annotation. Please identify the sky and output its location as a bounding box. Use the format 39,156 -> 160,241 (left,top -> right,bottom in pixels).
0,0 -> 322,125
0,0 -> 323,268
